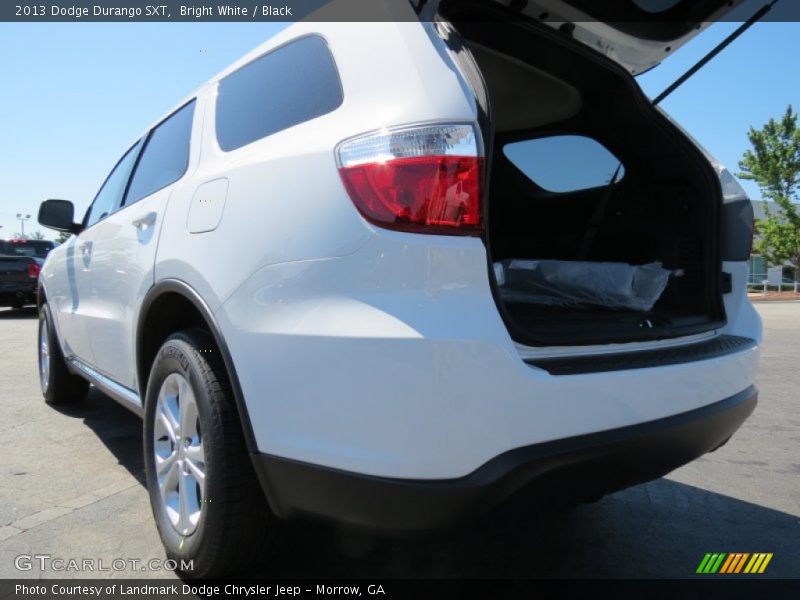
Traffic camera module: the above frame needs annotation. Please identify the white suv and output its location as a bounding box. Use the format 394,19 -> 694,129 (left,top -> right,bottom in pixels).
36,0 -> 761,578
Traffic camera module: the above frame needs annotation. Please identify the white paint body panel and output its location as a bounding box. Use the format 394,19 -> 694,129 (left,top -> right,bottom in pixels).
217,231 -> 759,479
495,0 -> 746,75
40,20 -> 761,482
187,178 -> 229,234
83,189 -> 168,389
42,236 -> 95,363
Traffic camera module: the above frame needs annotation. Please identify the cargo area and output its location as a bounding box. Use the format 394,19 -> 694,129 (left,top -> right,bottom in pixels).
445,6 -> 726,346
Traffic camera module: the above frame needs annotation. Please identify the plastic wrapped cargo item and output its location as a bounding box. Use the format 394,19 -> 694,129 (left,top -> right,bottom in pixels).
495,259 -> 673,311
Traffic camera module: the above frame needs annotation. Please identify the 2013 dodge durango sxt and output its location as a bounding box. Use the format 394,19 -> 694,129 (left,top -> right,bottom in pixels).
35,0 -> 760,579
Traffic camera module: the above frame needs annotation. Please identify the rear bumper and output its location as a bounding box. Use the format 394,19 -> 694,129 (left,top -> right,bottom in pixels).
0,285 -> 36,306
254,386 -> 757,533
220,231 -> 760,479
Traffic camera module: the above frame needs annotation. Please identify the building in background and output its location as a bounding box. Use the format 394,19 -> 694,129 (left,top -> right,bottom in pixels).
748,200 -> 797,287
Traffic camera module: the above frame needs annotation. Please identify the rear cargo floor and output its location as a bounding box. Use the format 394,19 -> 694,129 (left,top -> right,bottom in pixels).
505,302 -> 716,346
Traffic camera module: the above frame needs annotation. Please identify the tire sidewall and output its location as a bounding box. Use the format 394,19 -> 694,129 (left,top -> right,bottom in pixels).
38,305 -> 54,398
143,337 -> 219,562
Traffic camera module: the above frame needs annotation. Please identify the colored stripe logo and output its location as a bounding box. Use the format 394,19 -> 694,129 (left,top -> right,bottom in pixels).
696,553 -> 773,574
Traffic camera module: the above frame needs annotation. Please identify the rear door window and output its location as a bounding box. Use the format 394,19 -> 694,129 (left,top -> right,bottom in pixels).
504,135 -> 624,193
124,101 -> 196,205
215,35 -> 343,151
84,139 -> 144,227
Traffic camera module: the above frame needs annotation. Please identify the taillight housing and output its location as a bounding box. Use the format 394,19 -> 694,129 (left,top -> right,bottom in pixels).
337,123 -> 483,235
27,262 -> 41,279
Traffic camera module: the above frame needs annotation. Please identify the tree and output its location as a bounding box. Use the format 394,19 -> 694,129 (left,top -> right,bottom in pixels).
29,230 -> 46,240
55,231 -> 72,244
738,105 -> 800,273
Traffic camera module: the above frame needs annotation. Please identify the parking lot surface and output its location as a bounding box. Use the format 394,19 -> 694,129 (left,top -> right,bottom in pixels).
0,303 -> 798,579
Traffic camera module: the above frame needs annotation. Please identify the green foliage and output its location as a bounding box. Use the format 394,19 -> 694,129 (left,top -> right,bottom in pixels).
55,230 -> 72,244
738,105 -> 800,270
29,230 -> 46,240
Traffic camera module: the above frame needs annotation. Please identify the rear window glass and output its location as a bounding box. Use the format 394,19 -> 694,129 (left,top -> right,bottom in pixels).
0,240 -> 54,258
503,135 -> 624,193
215,35 -> 343,152
125,101 -> 195,205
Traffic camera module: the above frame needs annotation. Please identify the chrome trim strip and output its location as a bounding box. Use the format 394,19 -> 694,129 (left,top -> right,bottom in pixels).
68,357 -> 143,417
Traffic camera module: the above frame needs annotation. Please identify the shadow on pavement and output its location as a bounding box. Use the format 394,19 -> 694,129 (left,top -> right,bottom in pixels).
59,388 -> 800,579
258,480 -> 799,579
54,387 -> 145,486
0,306 -> 37,319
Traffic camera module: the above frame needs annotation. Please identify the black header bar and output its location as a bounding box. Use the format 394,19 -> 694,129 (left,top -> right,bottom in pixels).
3,0 -> 800,22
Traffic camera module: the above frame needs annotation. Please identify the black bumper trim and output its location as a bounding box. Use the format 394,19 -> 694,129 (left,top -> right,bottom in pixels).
253,386 -> 757,533
526,334 -> 756,375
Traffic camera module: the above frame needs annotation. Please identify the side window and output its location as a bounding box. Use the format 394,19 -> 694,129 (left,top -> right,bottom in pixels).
503,135 -> 624,193
84,139 -> 144,227
215,35 -> 343,152
124,101 -> 195,205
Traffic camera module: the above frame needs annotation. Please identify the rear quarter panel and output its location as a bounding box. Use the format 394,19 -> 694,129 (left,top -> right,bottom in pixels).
154,21 -> 479,312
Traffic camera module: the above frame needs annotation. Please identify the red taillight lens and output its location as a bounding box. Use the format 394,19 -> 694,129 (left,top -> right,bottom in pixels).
337,124 -> 483,235
339,155 -> 483,233
27,262 -> 41,279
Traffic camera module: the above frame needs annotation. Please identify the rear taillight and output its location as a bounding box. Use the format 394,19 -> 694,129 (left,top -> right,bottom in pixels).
27,262 -> 41,279
337,124 -> 483,235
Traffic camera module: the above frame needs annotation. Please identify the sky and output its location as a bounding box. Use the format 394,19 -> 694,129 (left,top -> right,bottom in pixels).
0,14 -> 798,240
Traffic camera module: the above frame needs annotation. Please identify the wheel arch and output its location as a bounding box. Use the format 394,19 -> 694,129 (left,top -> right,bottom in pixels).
37,282 -> 47,310
137,279 -> 259,454
36,283 -> 69,360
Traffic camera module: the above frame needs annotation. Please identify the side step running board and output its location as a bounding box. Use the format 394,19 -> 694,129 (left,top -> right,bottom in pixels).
67,357 -> 143,417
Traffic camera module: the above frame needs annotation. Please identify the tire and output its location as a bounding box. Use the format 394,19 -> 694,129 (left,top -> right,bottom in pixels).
38,303 -> 89,405
143,329 -> 278,578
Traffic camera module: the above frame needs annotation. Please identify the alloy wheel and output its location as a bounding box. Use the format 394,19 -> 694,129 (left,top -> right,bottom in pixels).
153,373 -> 206,536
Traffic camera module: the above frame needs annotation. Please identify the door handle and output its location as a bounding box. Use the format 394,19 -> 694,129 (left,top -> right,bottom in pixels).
80,240 -> 93,256
132,212 -> 157,230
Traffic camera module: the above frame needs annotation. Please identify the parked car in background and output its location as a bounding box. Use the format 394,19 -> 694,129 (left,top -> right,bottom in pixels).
34,0 -> 761,579
0,238 -> 54,259
0,239 -> 54,308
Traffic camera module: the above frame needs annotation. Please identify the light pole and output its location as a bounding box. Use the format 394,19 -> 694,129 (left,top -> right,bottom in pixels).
16,213 -> 30,238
